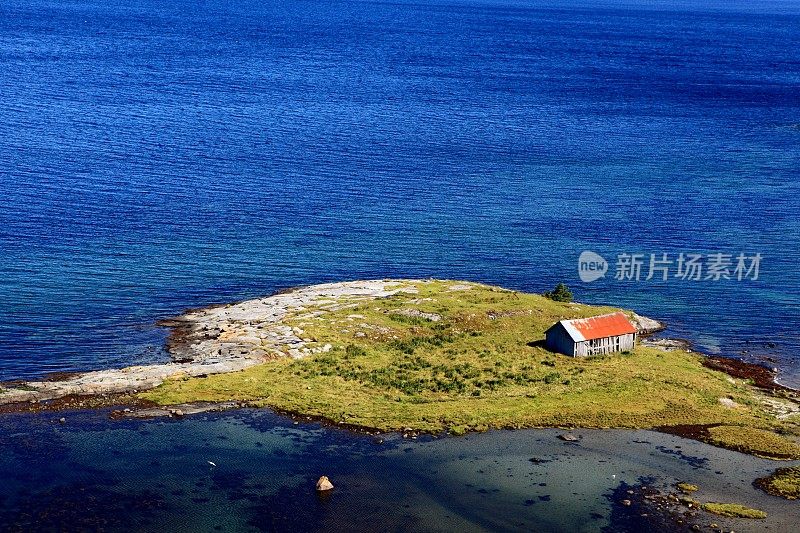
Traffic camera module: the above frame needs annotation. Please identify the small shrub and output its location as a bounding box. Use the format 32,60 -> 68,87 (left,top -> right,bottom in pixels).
345,344 -> 367,358
388,313 -> 428,326
543,372 -> 561,384
543,283 -> 573,303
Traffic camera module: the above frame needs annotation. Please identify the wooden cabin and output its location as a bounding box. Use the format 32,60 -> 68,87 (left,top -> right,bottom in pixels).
544,312 -> 637,357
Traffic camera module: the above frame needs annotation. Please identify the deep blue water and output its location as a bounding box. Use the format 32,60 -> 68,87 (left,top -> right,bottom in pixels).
1,0 -> 799,384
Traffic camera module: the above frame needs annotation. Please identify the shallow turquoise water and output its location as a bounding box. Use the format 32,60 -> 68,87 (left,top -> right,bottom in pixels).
1,409 -> 797,531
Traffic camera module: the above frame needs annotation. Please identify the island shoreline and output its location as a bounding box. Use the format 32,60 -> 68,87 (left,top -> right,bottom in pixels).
0,280 -> 796,417
0,281 -> 794,445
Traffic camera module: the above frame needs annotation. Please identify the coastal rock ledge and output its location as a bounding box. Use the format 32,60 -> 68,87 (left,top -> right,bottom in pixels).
0,280 -> 439,405
0,279 -> 665,407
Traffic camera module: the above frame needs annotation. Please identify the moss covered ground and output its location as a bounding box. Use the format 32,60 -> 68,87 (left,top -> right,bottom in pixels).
754,466 -> 800,500
705,425 -> 800,460
701,503 -> 767,519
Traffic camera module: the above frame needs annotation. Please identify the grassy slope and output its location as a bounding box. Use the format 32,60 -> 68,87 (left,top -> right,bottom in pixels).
140,281 -> 800,444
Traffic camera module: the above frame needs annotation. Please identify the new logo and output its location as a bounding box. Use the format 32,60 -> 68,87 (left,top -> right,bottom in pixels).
578,251 -> 608,282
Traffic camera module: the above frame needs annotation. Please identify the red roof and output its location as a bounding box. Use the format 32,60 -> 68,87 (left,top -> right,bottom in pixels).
567,312 -> 637,341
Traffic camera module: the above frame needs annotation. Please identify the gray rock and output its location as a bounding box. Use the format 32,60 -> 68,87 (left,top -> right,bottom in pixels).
630,313 -> 665,335
389,308 -> 441,322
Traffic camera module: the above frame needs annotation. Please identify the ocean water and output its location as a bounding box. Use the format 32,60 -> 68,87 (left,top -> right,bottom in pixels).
1,0 -> 799,384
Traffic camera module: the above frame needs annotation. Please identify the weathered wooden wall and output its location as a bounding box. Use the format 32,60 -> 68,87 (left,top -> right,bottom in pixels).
574,333 -> 635,357
545,325 -> 576,356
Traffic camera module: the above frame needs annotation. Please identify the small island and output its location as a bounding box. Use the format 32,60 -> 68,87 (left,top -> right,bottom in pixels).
3,280 -> 800,474
136,279 -> 799,457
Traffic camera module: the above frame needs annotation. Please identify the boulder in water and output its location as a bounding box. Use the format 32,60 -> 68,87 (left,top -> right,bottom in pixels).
316,476 -> 334,491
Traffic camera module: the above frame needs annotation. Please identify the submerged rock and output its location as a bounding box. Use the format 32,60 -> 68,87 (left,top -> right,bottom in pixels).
642,338 -> 691,351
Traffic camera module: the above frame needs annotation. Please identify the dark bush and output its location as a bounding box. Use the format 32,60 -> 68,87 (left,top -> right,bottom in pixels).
543,283 -> 573,303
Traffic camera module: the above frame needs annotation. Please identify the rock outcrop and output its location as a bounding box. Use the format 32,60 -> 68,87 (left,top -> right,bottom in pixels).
630,313 -> 665,335
0,280 -> 419,405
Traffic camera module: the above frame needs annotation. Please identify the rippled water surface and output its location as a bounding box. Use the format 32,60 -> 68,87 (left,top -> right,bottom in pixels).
1,0 -> 799,383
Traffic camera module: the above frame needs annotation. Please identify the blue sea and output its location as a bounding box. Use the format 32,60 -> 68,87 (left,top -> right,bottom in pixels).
1,0 -> 799,385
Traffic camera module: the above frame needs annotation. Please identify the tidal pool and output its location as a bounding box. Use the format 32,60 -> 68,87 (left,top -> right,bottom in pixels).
0,409 -> 796,532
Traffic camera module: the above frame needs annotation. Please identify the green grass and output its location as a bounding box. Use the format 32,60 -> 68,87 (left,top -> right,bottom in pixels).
701,503 -> 767,519
754,466 -> 800,500
676,482 -> 699,493
140,280 -> 800,441
705,425 -> 800,460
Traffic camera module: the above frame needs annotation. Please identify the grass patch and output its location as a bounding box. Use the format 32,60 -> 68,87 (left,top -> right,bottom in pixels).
676,482 -> 699,494
140,280 -> 800,441
705,425 -> 800,460
754,466 -> 800,500
701,502 -> 767,519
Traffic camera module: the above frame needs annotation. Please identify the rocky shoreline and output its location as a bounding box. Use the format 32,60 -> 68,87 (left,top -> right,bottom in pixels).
0,279 -> 792,417
0,280 -> 424,409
